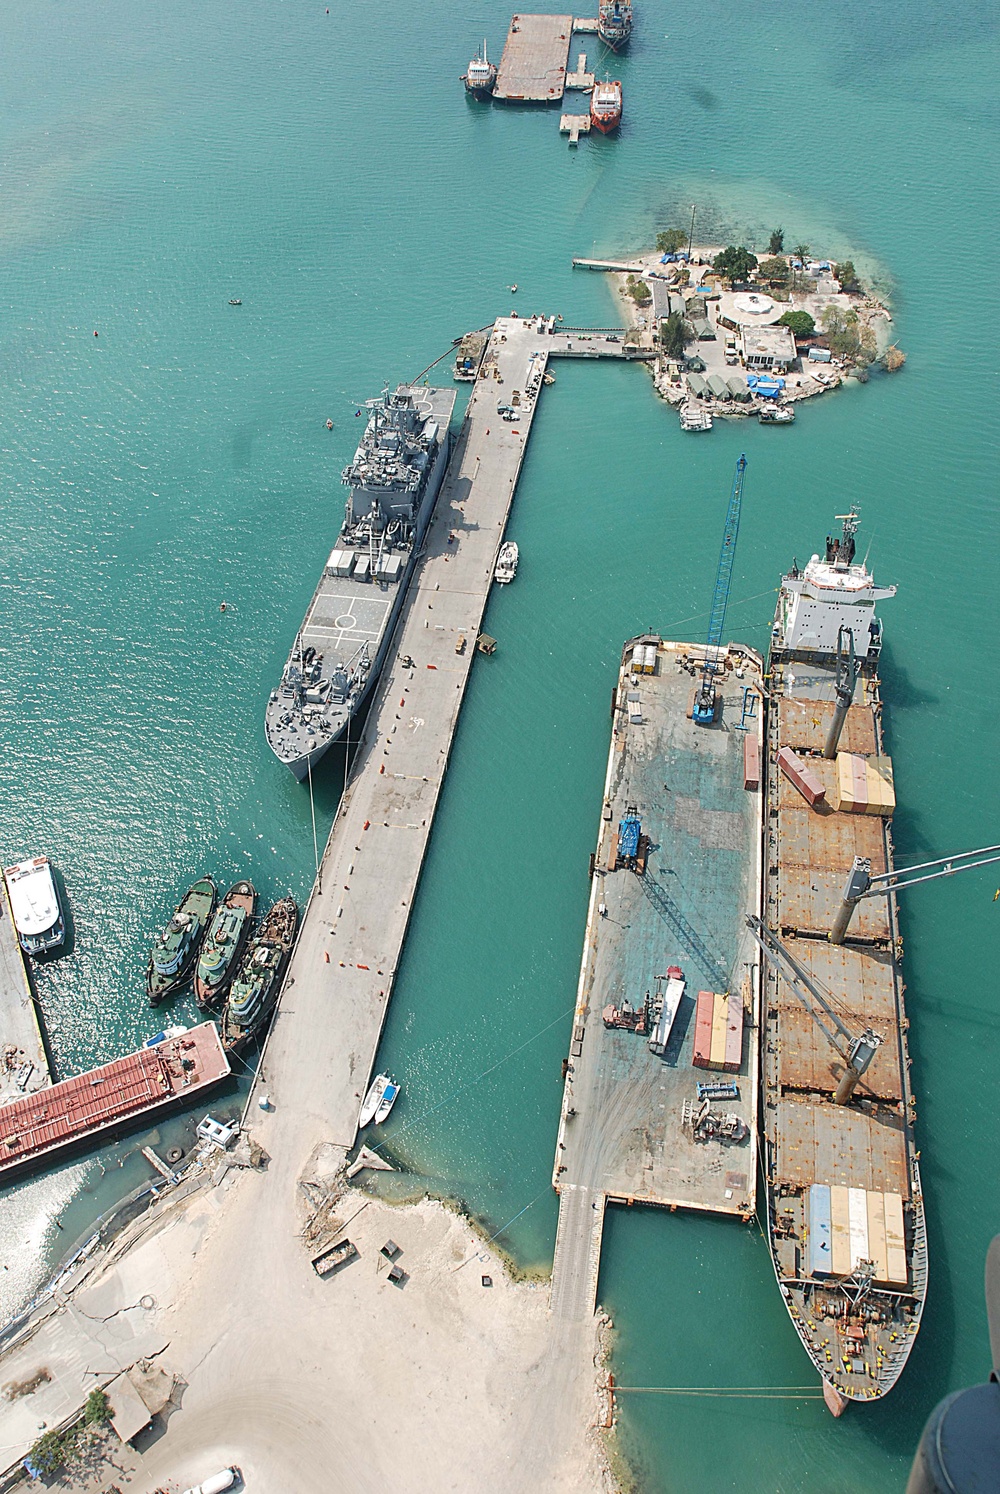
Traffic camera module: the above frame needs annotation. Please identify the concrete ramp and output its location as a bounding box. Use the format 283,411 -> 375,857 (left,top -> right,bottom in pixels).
550,1184 -> 605,1320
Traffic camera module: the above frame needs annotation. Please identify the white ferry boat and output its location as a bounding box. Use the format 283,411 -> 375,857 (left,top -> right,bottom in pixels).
3,856 -> 65,955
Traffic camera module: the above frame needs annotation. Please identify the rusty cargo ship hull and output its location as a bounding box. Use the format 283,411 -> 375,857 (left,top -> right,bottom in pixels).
0,1023 -> 231,1185
761,513 -> 926,1409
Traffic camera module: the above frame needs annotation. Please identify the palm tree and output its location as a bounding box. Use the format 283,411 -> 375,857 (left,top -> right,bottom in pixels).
791,243 -> 810,292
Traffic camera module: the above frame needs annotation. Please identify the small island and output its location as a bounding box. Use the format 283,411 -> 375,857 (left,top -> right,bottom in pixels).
611,227 -> 903,430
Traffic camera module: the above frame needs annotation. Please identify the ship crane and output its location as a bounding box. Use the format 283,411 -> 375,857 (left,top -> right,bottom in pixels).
745,915 -> 882,1105
693,454 -> 747,726
830,841 -> 1000,944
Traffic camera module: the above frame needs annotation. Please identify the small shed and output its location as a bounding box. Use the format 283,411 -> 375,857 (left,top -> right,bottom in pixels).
707,373 -> 731,400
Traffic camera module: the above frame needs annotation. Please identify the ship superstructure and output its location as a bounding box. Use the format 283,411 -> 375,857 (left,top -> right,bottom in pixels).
266,384 -> 456,780
762,510 -> 926,1412
598,0 -> 632,49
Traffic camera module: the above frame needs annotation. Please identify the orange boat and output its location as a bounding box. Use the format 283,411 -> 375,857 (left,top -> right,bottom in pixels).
590,79 -> 622,133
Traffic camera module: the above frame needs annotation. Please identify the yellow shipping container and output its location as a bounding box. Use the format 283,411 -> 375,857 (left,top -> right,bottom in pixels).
866,1191 -> 889,1282
830,1186 -> 852,1275
865,756 -> 896,815
709,995 -> 728,1068
884,1191 -> 908,1286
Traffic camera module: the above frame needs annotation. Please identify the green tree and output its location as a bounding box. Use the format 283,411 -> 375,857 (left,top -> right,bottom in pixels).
625,275 -> 651,307
778,310 -> 815,338
834,260 -> 861,292
711,245 -> 758,284
768,227 -> 785,254
84,1388 -> 110,1426
758,256 -> 790,287
29,1431 -> 72,1476
656,228 -> 688,255
791,243 -> 810,264
659,311 -> 689,358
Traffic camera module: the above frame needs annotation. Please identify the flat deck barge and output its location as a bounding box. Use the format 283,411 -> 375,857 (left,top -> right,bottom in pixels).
761,512 -> 925,1411
0,1023 -> 230,1184
550,637 -> 764,1321
494,14 -> 574,101
0,875 -> 52,1109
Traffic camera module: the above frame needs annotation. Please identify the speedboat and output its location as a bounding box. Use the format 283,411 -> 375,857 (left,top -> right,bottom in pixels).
229,298 -> 242,306
3,856 -> 65,956
494,541 -> 519,584
359,1073 -> 400,1128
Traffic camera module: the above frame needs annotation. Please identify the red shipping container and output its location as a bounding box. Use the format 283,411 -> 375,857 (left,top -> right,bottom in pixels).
776,746 -> 826,807
692,990 -> 715,1068
724,989 -> 743,1071
743,733 -> 760,791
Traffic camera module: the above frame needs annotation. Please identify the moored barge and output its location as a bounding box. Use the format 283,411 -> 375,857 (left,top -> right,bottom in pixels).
0,1023 -> 231,1185
760,509 -> 926,1411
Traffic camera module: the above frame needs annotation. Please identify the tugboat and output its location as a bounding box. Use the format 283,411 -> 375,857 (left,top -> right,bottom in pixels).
590,79 -> 623,134
598,0 -> 633,49
461,40 -> 497,99
194,880 -> 257,1008
221,896 -> 298,1051
147,877 -> 217,1007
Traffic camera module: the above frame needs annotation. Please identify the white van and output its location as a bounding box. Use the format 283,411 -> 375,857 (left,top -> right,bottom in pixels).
182,1470 -> 238,1494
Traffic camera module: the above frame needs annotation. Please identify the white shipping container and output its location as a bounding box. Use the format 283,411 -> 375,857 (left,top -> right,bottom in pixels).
631,644 -> 644,674
325,548 -> 343,576
354,554 -> 371,580
848,1187 -> 869,1268
643,644 -> 657,674
377,555 -> 403,581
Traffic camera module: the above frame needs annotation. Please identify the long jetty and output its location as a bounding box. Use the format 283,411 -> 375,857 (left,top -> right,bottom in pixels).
249,317 -> 647,1161
0,878 -> 51,1108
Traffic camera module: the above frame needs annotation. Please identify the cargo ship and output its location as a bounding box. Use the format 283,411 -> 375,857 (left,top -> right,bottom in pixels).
598,0 -> 633,49
0,1023 -> 231,1185
265,384 -> 457,780
590,79 -> 622,134
759,509 -> 926,1412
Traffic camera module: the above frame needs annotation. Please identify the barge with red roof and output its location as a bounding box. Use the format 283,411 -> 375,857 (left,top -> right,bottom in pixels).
0,1022 -> 231,1184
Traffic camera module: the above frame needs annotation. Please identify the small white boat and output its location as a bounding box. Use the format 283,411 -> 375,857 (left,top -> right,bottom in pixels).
494,540 -> 519,584
359,1073 -> 400,1128
759,404 -> 795,424
3,855 -> 65,955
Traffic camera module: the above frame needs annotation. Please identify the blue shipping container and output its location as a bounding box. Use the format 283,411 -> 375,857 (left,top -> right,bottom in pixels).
808,1184 -> 833,1277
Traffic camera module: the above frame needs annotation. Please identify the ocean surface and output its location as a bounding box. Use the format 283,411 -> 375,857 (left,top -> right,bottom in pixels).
0,1 -> 998,1487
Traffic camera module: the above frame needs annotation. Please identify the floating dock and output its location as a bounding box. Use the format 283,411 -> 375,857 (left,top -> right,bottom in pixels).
0,1023 -> 230,1183
494,14 -> 574,101
560,114 -> 591,145
0,876 -> 52,1109
550,638 -> 765,1320
246,315 -> 652,1162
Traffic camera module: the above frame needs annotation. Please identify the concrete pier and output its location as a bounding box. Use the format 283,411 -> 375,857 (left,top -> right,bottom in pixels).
564,52 -> 594,90
560,113 -> 591,145
0,878 -> 51,1107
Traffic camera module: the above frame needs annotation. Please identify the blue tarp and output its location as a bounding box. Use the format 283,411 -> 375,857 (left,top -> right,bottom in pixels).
747,374 -> 785,398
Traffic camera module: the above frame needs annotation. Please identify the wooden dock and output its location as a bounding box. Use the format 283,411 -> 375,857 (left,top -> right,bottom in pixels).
494,13 -> 574,101
0,878 -> 51,1108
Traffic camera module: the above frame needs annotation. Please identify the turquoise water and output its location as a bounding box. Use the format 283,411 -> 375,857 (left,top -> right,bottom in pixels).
1,0 -> 998,1487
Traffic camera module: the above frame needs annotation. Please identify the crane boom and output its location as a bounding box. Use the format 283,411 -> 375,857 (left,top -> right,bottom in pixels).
693,454 -> 747,725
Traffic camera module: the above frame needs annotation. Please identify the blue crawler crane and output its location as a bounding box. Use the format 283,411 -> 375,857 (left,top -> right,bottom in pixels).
618,805 -> 641,865
693,454 -> 748,726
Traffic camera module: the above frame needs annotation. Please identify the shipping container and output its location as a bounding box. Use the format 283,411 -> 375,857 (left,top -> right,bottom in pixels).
777,746 -> 826,807
354,554 -> 371,581
377,554 -> 403,581
866,757 -> 896,814
807,346 -> 832,362
631,644 -> 644,674
642,644 -> 657,675
848,1187 -> 870,1268
808,1184 -> 833,1277
835,752 -> 896,816
325,548 -> 355,578
831,1186 -> 852,1275
692,990 -> 715,1067
884,1191 -> 908,1286
709,996 -> 728,1067
723,989 -> 743,1071
866,1191 -> 889,1283
743,733 -> 760,791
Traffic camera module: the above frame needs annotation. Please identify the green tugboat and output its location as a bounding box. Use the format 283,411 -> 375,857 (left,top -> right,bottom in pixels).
147,877 -> 217,1007
221,896 -> 298,1051
194,880 -> 257,1008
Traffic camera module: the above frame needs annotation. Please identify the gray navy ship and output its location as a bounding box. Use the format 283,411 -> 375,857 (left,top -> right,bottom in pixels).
266,384 -> 457,779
